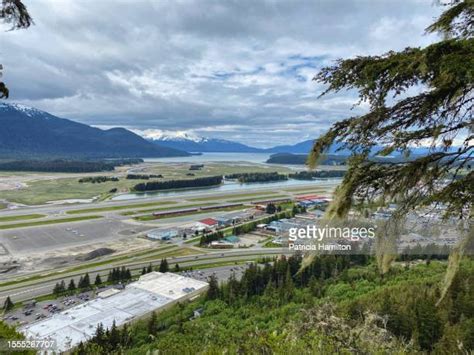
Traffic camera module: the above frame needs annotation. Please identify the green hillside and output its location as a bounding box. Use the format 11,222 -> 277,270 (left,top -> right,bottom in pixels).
70,255 -> 473,354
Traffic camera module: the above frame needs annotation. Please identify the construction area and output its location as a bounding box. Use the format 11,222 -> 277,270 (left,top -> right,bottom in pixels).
20,272 -> 208,352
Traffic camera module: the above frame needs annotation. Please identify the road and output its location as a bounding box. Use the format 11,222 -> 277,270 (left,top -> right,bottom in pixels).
0,248 -> 290,303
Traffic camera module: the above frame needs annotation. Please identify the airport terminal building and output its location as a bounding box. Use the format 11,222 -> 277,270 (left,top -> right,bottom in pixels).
20,272 -> 208,352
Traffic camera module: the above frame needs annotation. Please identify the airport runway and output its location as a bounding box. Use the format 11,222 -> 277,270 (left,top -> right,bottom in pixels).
0,181 -> 336,218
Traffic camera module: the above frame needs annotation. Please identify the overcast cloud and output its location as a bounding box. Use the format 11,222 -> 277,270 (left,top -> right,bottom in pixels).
0,0 -> 443,147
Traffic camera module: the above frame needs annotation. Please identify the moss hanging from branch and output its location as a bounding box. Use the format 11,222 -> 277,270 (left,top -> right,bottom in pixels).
303,1 -> 473,286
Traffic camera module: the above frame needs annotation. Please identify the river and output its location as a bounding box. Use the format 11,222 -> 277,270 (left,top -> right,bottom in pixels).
112,152 -> 335,201
143,152 -> 274,164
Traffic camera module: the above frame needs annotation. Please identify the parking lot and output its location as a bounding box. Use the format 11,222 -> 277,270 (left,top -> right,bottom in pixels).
3,290 -> 96,327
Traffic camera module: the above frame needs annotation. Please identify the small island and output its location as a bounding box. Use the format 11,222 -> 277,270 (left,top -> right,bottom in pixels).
266,153 -> 347,165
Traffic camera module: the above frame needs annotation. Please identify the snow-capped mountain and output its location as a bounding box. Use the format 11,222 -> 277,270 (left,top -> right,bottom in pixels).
141,130 -> 262,153
0,103 -> 189,158
144,130 -> 460,156
139,130 -> 206,143
0,102 -> 54,119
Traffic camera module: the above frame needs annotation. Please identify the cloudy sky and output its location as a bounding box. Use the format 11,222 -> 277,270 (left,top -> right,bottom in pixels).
1,0 -> 443,147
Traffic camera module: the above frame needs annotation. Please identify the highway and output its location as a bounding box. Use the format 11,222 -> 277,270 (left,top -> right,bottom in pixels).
0,248 -> 291,303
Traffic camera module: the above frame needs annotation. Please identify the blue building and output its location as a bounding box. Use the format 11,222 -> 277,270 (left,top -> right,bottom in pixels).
147,229 -> 179,241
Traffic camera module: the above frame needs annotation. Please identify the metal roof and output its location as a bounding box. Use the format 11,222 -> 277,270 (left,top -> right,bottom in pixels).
21,273 -> 208,352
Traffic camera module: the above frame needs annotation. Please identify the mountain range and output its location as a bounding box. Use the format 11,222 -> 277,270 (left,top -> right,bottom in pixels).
147,131 -> 314,154
146,132 -> 262,153
150,133 -> 448,156
0,103 -> 189,159
0,103 -> 450,159
149,134 -> 354,155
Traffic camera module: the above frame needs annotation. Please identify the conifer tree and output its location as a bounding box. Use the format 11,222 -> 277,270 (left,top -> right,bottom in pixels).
3,296 -> 14,312
83,273 -> 90,288
76,342 -> 86,355
120,266 -> 127,280
414,297 -> 442,351
53,282 -> 61,296
0,1 -> 33,99
77,276 -> 84,289
310,0 -> 473,221
109,320 -> 120,350
159,258 -> 169,273
206,275 -> 219,300
68,279 -> 76,293
94,274 -> 102,286
148,311 -> 158,335
93,323 -> 105,348
53,281 -> 66,296
307,0 -> 473,284
265,203 -> 277,214
121,323 -> 130,347
281,268 -> 295,301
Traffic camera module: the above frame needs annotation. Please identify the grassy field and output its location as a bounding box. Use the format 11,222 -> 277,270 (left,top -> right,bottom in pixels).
139,247 -> 204,261
187,191 -> 281,202
228,194 -> 288,203
0,213 -> 46,223
0,215 -> 102,230
183,236 -> 202,244
143,162 -> 292,179
67,200 -> 177,215
187,195 -> 234,202
0,162 -> 293,205
180,259 -> 256,270
0,178 -> 139,205
282,185 -> 337,193
263,240 -> 283,248
121,202 -> 216,216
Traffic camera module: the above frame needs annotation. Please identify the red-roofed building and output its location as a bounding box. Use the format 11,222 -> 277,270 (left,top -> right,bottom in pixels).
296,194 -> 327,201
194,218 -> 219,232
199,218 -> 218,226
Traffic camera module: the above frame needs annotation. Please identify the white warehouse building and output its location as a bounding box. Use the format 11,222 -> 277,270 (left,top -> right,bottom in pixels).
20,272 -> 208,352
